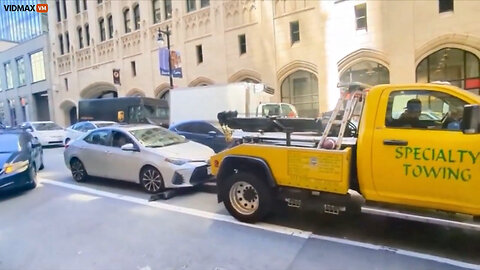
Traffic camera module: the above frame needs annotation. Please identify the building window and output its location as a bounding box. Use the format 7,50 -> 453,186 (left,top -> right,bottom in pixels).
55,0 -> 61,22
281,70 -> 319,118
62,0 -> 67,19
124,9 -> 131,33
16,58 -> 26,86
83,0 -> 87,10
77,27 -> 83,48
340,61 -> 390,86
290,21 -> 300,44
99,18 -> 106,41
4,62 -> 13,89
201,0 -> 210,8
187,0 -> 196,12
164,0 -> 172,19
131,61 -> 137,76
107,15 -> 113,39
238,34 -> 246,55
355,3 -> 367,30
439,0 -> 454,13
85,24 -> 90,46
58,34 -> 64,55
153,0 -> 161,23
196,45 -> 203,64
133,4 -> 141,30
30,51 -> 46,82
75,0 -> 80,13
416,48 -> 480,94
64,78 -> 69,91
65,31 -> 70,52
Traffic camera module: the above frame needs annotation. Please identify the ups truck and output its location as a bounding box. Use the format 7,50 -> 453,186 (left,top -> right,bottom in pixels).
210,83 -> 480,230
78,97 -> 169,127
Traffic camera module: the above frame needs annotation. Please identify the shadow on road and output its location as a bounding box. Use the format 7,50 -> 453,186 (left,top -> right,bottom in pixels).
264,208 -> 480,264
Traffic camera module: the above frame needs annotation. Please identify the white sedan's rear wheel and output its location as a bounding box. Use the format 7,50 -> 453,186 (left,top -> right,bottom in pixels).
140,166 -> 164,194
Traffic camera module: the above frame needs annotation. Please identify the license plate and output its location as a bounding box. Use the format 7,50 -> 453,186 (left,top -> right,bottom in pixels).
207,166 -> 212,175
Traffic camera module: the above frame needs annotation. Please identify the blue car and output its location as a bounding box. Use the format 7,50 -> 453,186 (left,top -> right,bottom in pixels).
169,120 -> 227,153
0,130 -> 43,193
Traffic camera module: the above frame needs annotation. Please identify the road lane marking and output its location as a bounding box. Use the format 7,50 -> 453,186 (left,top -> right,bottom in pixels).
39,178 -> 480,270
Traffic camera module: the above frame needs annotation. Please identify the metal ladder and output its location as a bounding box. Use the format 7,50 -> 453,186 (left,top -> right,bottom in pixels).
318,83 -> 369,149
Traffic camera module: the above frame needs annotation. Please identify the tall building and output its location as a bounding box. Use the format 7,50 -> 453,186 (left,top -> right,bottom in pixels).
0,0 -> 52,126
46,0 -> 480,126
0,34 -> 53,126
0,0 -> 48,42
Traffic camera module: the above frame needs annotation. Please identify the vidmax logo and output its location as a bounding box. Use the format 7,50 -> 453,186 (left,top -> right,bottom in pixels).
3,4 -> 48,13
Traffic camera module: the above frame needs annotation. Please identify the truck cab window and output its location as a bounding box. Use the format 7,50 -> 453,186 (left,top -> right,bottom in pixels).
385,90 -> 466,130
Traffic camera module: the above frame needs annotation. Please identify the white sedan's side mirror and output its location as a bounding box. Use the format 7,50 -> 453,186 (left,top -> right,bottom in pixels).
121,143 -> 139,152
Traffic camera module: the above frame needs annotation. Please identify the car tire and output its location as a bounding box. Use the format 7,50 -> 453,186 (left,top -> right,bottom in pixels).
39,155 -> 44,171
140,166 -> 165,194
70,158 -> 88,182
26,164 -> 37,190
222,172 -> 273,223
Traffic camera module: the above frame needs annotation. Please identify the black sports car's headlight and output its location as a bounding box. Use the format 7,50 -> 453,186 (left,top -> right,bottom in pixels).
2,160 -> 29,174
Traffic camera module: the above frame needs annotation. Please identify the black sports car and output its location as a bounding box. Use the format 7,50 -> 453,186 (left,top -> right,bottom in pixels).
0,130 -> 43,192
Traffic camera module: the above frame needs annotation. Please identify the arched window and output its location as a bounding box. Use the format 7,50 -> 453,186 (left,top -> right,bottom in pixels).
152,0 -> 161,24
340,60 -> 390,86
133,4 -> 141,30
281,70 -> 319,118
84,23 -> 90,46
58,34 -> 64,55
98,17 -> 105,41
65,31 -> 70,52
416,48 -> 480,94
77,27 -> 83,49
107,15 -> 113,39
124,8 -> 131,33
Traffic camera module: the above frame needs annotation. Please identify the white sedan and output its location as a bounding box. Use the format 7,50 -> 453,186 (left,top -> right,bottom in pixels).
21,121 -> 66,146
64,124 -> 215,193
64,121 -> 116,144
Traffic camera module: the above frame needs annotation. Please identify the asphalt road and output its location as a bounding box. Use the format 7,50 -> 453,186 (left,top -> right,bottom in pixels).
0,147 -> 479,270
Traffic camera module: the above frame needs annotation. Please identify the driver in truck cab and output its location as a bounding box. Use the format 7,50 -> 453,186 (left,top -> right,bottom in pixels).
392,98 -> 423,128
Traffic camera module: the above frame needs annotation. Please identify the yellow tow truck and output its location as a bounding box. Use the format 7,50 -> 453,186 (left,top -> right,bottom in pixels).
210,83 -> 480,229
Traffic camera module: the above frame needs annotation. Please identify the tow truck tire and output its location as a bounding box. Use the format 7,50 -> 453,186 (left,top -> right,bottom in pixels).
222,172 -> 273,223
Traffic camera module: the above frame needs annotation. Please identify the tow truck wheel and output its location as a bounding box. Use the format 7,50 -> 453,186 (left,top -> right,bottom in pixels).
223,172 -> 273,223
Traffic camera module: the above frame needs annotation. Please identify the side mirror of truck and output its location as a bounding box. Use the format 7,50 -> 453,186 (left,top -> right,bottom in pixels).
462,104 -> 480,134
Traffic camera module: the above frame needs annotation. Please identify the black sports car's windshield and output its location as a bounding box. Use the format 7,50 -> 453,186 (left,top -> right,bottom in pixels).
0,134 -> 20,152
33,122 -> 63,131
130,127 -> 186,148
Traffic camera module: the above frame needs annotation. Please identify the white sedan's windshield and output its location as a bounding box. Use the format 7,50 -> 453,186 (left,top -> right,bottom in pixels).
33,122 -> 63,131
130,127 -> 186,148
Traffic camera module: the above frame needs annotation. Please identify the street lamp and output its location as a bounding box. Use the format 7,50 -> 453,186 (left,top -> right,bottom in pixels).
157,26 -> 173,89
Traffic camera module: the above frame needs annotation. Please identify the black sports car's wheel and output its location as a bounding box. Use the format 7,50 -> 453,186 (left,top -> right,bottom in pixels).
26,164 -> 37,190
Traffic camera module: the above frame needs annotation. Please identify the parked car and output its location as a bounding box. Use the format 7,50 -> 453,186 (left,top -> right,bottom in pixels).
0,129 -> 43,193
64,124 -> 215,193
64,121 -> 116,145
169,120 -> 227,153
20,121 -> 66,146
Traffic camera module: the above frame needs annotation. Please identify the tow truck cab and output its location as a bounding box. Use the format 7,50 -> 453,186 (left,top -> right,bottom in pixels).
210,83 -> 480,224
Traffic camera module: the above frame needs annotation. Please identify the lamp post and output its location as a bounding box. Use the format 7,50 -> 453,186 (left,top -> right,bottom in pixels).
157,26 -> 173,89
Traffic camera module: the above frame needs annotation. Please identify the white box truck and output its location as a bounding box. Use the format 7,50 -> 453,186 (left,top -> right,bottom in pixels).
170,83 -> 296,124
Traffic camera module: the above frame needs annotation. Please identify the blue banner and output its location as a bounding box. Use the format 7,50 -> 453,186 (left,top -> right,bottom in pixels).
159,47 -> 183,78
